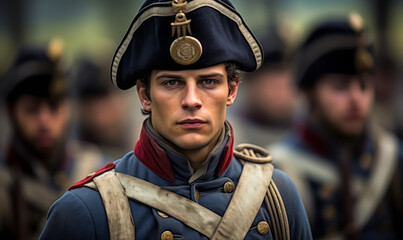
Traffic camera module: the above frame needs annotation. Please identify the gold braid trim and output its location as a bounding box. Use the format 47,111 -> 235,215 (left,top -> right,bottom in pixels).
233,143 -> 273,163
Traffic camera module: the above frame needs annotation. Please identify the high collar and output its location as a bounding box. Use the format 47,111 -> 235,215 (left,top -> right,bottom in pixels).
134,119 -> 234,183
296,119 -> 371,161
6,136 -> 71,186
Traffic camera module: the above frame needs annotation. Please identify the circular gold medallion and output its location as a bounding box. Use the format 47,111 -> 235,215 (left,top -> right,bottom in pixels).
170,36 -> 202,65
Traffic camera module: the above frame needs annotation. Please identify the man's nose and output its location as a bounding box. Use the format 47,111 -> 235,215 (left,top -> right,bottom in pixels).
181,82 -> 202,110
38,105 -> 53,125
349,82 -> 365,102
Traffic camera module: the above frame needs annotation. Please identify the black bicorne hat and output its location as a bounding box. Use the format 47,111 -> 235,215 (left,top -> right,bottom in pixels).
2,40 -> 67,103
295,13 -> 375,89
111,0 -> 263,90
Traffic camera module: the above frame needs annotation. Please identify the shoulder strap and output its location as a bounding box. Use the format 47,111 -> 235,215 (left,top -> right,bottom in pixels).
86,143 -> 287,239
208,143 -> 273,239
354,129 -> 399,229
92,170 -> 135,240
211,161 -> 273,239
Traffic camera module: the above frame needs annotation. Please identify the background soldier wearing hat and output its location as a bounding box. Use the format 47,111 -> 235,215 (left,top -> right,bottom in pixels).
72,56 -> 137,161
0,41 -> 71,240
39,0 -> 312,239
268,14 -> 403,239
0,41 -> 105,240
228,25 -> 297,147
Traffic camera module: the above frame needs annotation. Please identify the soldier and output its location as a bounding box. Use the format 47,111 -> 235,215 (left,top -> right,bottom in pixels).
73,57 -> 137,160
0,42 -> 71,240
40,0 -> 312,239
268,14 -> 403,239
228,25 -> 296,146
0,41 -> 104,240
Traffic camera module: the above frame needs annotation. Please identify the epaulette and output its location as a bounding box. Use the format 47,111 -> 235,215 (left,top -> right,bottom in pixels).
233,144 -> 273,164
69,162 -> 116,190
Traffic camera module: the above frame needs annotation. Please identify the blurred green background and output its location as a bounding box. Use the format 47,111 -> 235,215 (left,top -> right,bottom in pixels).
1,0 -> 402,77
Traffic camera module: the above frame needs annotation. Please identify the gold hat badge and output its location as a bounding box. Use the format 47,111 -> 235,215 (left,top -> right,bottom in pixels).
348,13 -> 374,72
170,0 -> 202,65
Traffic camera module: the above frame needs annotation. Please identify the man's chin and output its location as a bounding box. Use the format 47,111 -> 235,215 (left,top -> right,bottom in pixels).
338,123 -> 365,138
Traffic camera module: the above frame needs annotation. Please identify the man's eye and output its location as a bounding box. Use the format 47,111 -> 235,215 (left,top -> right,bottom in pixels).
204,79 -> 214,85
201,79 -> 217,86
163,80 -> 179,86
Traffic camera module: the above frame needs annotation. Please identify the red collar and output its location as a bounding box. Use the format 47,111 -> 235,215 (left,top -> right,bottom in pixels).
134,122 -> 234,182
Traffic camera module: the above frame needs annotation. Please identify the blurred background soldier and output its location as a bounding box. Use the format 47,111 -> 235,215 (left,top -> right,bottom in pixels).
228,25 -> 297,146
0,41 -> 101,240
268,14 -> 403,239
72,56 -> 137,160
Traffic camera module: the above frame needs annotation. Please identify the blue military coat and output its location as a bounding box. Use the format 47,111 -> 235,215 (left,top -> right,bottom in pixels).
40,122 -> 312,239
269,122 -> 403,239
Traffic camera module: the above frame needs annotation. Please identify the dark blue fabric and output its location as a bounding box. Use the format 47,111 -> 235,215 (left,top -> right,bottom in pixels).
40,141 -> 312,240
276,125 -> 403,239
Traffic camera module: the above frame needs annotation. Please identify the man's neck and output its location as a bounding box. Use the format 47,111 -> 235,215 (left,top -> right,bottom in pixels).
181,133 -> 221,171
310,114 -> 366,149
145,119 -> 226,171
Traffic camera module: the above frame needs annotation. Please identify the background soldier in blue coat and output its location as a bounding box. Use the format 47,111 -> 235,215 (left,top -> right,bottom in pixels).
40,0 -> 312,239
269,14 -> 403,240
0,41 -> 73,240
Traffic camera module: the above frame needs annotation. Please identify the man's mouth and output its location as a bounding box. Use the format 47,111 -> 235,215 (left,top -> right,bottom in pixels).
178,118 -> 207,128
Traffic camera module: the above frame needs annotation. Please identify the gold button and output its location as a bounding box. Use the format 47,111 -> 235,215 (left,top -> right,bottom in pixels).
322,205 -> 336,220
161,231 -> 173,240
377,203 -> 386,214
325,226 -> 338,237
157,211 -> 169,218
360,154 -> 372,169
319,185 -> 334,200
195,189 -> 200,201
223,181 -> 235,193
257,221 -> 270,235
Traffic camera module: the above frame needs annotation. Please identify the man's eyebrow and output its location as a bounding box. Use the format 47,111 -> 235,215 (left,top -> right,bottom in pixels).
155,74 -> 183,80
198,73 -> 224,79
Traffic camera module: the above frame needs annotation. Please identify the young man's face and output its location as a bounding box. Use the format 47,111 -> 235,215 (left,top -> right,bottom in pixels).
138,64 -> 238,152
10,95 -> 70,156
311,74 -> 374,137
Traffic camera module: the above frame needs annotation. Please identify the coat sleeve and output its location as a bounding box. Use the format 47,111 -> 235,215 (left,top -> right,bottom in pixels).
39,191 -> 97,240
272,169 -> 313,240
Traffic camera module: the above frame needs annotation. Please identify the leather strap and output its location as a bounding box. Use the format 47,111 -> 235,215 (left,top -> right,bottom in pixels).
86,161 -> 275,238
93,170 -> 135,240
354,129 -> 398,228
116,172 -> 221,237
211,161 -> 274,239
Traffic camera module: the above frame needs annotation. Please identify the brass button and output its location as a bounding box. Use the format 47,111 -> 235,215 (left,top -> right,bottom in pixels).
360,153 -> 372,169
195,189 -> 200,201
322,205 -> 336,220
157,211 -> 169,218
319,185 -> 334,200
223,181 -> 235,193
257,221 -> 270,235
325,226 -> 338,237
161,231 -> 173,240
377,203 -> 386,214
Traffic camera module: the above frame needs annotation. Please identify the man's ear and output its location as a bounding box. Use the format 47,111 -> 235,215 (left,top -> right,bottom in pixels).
136,80 -> 151,112
226,79 -> 239,106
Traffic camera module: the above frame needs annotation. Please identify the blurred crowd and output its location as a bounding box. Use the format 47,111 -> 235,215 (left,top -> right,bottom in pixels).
1,0 -> 402,239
